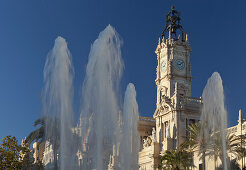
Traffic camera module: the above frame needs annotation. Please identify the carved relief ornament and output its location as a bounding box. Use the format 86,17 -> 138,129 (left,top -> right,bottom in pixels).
173,50 -> 186,57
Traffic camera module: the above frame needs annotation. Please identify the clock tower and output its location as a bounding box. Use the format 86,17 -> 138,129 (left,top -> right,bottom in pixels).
153,6 -> 201,150
138,6 -> 202,169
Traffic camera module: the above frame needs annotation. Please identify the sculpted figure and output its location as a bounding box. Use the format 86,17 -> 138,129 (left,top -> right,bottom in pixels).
166,123 -> 170,138
143,137 -> 152,148
152,127 -> 156,142
147,137 -> 152,146
143,138 -> 148,148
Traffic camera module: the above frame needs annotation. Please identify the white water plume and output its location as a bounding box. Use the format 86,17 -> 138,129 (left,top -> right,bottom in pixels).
43,36 -> 75,170
200,72 -> 228,170
41,26 -> 140,170
120,83 -> 140,170
80,25 -> 124,170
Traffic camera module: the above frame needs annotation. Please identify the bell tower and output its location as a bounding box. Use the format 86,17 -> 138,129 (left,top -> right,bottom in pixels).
153,6 -> 201,151
155,5 -> 192,103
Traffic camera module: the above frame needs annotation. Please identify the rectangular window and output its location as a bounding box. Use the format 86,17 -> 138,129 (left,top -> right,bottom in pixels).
199,163 -> 203,170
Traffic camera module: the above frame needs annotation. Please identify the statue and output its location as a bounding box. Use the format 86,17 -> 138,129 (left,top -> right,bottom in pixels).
143,138 -> 147,148
152,127 -> 156,142
143,136 -> 152,148
166,123 -> 170,138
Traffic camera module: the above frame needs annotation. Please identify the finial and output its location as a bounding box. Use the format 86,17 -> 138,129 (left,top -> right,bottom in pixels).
158,38 -> 161,45
186,34 -> 188,41
169,30 -> 171,41
171,5 -> 175,10
238,109 -> 243,124
162,36 -> 165,42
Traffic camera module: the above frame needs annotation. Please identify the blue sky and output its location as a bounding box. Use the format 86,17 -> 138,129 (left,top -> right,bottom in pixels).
0,0 -> 245,143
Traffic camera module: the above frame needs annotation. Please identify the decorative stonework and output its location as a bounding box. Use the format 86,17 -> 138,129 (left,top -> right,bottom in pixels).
173,50 -> 186,57
143,136 -> 152,148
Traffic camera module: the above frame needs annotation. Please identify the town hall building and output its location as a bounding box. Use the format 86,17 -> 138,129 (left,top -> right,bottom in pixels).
137,6 -> 245,170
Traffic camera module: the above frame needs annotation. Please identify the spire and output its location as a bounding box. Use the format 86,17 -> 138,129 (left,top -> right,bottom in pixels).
162,6 -> 185,41
156,37 -> 161,52
162,36 -> 165,43
238,109 -> 243,124
186,34 -> 188,41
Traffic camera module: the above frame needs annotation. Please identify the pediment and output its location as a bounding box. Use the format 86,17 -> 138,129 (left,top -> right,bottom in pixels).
154,102 -> 174,118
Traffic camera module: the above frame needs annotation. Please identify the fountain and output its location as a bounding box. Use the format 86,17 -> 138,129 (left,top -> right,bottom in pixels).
79,25 -> 124,170
42,25 -> 139,170
120,83 -> 140,170
200,72 -> 228,170
43,36 -> 75,170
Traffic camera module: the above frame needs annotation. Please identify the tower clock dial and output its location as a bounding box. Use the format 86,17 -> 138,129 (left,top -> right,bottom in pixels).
161,61 -> 167,72
174,59 -> 185,71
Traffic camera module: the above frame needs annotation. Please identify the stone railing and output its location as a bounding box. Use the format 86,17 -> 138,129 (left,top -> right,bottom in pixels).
183,96 -> 202,105
179,96 -> 202,110
139,116 -> 156,122
179,96 -> 202,108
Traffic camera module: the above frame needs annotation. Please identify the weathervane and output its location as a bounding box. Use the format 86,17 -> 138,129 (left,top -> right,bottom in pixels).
162,6 -> 185,41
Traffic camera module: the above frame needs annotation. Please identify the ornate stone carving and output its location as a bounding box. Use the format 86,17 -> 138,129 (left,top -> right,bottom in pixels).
143,136 -> 152,148
163,86 -> 168,96
160,95 -> 174,114
173,50 -> 186,57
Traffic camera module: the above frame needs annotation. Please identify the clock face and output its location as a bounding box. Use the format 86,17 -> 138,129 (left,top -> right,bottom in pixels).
161,61 -> 167,72
174,59 -> 185,71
